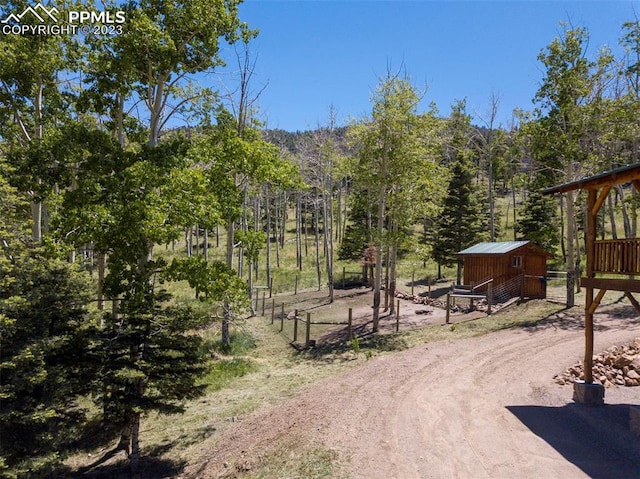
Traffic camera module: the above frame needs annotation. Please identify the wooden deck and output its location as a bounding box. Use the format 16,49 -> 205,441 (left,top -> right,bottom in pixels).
594,238 -> 640,275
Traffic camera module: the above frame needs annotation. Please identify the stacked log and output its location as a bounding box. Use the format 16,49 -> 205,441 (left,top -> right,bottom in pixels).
394,291 -> 488,313
554,338 -> 640,387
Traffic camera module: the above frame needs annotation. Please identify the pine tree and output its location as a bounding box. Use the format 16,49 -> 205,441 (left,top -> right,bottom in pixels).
0,165 -> 98,478
516,190 -> 560,253
432,156 -> 488,283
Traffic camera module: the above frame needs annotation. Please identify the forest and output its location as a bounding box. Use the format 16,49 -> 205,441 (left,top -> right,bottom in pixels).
2,0 -> 640,477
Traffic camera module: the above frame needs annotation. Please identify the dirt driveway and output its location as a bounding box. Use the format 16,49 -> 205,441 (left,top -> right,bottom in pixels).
188,307 -> 640,479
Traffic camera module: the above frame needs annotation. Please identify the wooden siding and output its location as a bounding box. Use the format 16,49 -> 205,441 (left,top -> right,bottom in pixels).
594,239 -> 640,275
462,243 -> 549,299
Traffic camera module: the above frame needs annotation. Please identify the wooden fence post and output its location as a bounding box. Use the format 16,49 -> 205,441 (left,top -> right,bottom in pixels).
487,283 -> 492,315
342,266 -> 346,288
348,308 -> 353,340
396,299 -> 400,332
306,312 -> 311,347
411,270 -> 415,296
261,292 -> 266,316
280,303 -> 285,332
269,277 -> 273,298
271,299 -> 275,324
254,288 -> 259,312
445,293 -> 451,324
293,309 -> 298,342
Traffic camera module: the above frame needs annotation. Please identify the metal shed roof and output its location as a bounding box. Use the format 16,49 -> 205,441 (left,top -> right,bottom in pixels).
458,241 -> 530,255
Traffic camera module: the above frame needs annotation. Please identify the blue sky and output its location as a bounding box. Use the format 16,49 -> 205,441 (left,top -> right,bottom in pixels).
217,0 -> 640,132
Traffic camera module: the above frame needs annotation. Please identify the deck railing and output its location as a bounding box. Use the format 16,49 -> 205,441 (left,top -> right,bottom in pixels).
594,239 -> 640,275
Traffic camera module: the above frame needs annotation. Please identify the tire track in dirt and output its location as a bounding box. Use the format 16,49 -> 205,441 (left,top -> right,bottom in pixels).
188,313 -> 640,479
322,316 -> 640,479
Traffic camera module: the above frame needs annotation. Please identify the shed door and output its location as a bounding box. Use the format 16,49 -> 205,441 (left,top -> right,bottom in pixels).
523,256 -> 546,299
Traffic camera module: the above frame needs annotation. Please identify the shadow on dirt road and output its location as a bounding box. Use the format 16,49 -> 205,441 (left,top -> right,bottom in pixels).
508,403 -> 640,479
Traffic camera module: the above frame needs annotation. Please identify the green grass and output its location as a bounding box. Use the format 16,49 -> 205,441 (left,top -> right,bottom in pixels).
202,358 -> 257,392
245,445 -> 339,479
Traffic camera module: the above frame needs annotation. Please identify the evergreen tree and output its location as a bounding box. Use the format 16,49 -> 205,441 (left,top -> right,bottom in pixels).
338,189 -> 375,261
0,166 -> 98,478
432,156 -> 487,283
516,190 -> 561,253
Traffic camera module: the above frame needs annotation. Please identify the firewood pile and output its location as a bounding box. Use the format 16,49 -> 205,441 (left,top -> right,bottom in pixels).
554,337 -> 640,387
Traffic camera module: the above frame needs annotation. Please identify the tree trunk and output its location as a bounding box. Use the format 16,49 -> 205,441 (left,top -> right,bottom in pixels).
296,191 -> 302,270
204,229 -> 209,261
222,218 -> 235,347
617,185 -> 632,238
632,188 -> 638,238
248,254 -> 255,316
323,190 -> 334,302
30,200 -> 42,243
388,221 -> 397,314
130,412 -> 141,476
559,196 -> 567,263
280,191 -> 287,249
565,191 -> 575,308
511,173 -> 517,241
315,192 -> 322,290
372,183 -> 386,332
608,194 -> 618,240
265,184 -> 271,288
97,252 -> 106,312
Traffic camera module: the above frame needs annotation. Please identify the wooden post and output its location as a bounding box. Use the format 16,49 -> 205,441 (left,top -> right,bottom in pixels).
445,293 -> 450,324
396,299 -> 400,332
271,299 -> 275,324
584,189 -> 597,383
293,309 -> 298,342
411,270 -> 415,296
269,277 -> 273,298
487,283 -> 493,315
469,281 -> 474,308
254,288 -> 259,311
384,276 -> 389,311
280,303 -> 285,332
261,292 -> 266,316
348,308 -> 353,340
342,266 -> 346,289
306,312 -> 311,347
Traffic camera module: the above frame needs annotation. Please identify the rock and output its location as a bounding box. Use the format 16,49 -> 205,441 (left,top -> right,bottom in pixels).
614,353 -> 634,369
626,377 -> 640,387
557,337 -> 640,388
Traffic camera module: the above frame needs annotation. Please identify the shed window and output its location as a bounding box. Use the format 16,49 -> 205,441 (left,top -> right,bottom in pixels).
512,256 -> 522,268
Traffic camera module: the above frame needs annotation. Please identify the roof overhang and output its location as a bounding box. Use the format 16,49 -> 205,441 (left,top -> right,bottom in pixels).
542,163 -> 640,195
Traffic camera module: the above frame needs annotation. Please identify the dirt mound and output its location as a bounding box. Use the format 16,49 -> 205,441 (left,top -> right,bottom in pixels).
554,337 -> 640,387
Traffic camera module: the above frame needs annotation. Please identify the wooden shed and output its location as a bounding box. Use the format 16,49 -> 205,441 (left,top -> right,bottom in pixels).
458,241 -> 551,300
